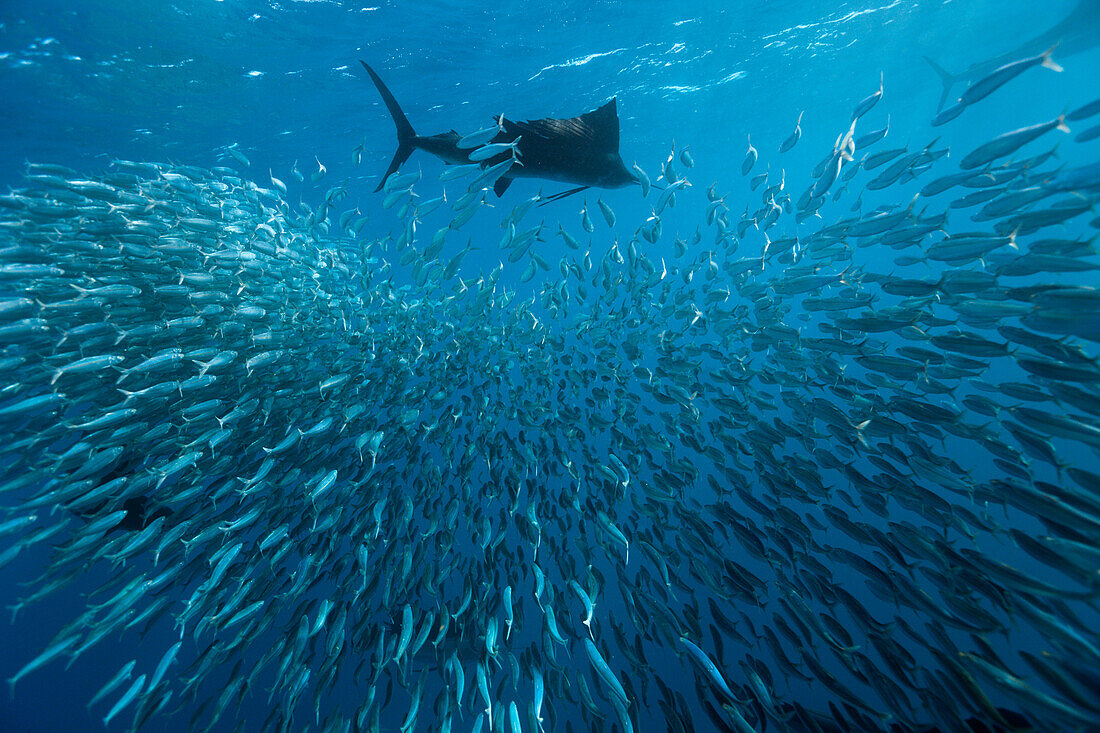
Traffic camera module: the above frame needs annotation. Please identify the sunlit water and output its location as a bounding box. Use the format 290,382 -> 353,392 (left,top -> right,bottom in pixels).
1,1 -> 1099,732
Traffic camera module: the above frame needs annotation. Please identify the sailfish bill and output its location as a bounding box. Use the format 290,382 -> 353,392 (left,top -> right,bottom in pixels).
360,60 -> 638,199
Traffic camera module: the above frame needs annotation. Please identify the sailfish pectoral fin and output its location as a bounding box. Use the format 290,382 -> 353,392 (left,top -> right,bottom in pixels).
537,186 -> 590,207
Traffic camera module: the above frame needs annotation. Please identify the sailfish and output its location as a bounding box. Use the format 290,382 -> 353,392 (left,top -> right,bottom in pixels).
360,61 -> 637,203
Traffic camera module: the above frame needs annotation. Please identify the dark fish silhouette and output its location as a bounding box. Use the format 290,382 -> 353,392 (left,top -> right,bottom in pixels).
67,454 -> 173,532
922,0 -> 1100,111
360,60 -> 637,200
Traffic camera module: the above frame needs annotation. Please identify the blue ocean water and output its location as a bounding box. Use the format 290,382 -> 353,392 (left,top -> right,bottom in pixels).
1,0 -> 1099,731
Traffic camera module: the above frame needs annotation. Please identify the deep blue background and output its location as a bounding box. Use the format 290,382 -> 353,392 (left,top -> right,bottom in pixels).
2,1 -> 1098,732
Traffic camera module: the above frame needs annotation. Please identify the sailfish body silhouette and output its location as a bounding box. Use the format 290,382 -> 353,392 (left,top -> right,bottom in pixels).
360,61 -> 637,198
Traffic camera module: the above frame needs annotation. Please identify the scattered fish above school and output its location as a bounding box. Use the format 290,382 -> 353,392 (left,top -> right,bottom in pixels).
922,0 -> 1100,112
1,46 -> 1099,733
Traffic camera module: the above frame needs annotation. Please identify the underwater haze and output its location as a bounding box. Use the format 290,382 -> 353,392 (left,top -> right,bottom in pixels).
2,0 -> 1100,732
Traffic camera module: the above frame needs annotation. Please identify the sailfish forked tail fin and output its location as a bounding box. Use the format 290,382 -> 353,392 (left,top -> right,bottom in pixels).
360,60 -> 417,192
921,55 -> 957,113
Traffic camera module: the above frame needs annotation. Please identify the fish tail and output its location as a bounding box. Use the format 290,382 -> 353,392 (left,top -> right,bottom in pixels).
1041,43 -> 1063,72
1055,114 -> 1070,134
360,61 -> 417,193
855,419 -> 871,449
921,55 -> 956,112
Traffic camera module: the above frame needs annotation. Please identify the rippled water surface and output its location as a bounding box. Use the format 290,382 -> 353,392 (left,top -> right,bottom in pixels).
2,1 -> 1099,732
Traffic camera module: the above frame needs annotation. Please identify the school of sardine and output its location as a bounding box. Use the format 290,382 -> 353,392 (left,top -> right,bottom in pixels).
2,47 -> 1100,733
